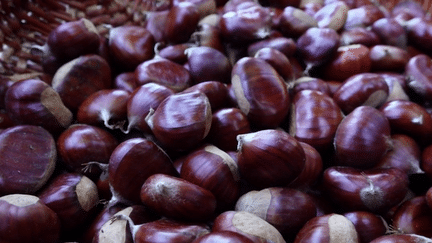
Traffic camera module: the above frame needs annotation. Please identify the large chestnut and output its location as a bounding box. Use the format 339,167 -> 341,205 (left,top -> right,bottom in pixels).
0,125 -> 56,195
0,194 -> 61,243
343,211 -> 387,243
236,129 -> 305,189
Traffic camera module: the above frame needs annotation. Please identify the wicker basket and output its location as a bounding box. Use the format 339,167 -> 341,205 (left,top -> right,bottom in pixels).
0,0 -> 431,79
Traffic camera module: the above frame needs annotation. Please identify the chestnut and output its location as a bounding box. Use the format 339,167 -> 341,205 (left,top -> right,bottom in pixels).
114,72 -> 139,93
191,231 -> 255,243
38,173 -> 99,234
0,194 -> 61,243
277,6 -> 318,38
4,78 -> 73,135
313,1 -> 349,31
235,187 -> 317,240
422,144 -> 432,180
405,54 -> 432,103
343,5 -> 385,30
289,77 -> 331,96
334,106 -> 392,169
109,137 -> 178,204
371,17 -> 407,48
157,43 -> 194,64
51,54 -> 112,111
343,211 -> 387,243
182,81 -> 229,111
253,47 -> 294,82
322,166 -> 409,214
392,196 -> 432,238
339,27 -> 381,47
140,173 -> 217,222
288,142 -> 323,189
191,23 -> 225,54
231,57 -> 290,128
0,125 -> 56,195
293,213 -> 359,243
146,90 -> 212,152
236,129 -> 305,189
247,36 -> 297,58
369,45 -> 410,72
405,17 -> 432,56
369,234 -> 432,243
212,211 -> 286,243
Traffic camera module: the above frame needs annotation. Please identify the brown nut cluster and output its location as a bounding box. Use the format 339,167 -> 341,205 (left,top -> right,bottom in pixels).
2,0 -> 432,242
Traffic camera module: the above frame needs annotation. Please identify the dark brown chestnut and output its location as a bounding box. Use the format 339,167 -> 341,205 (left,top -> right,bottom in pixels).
370,234 -> 432,243
0,125 -> 56,195
247,36 -> 297,58
369,45 -> 410,72
392,196 -> 432,238
289,77 -> 331,96
114,72 -> 139,93
343,5 -> 385,30
334,106 -> 392,169
371,17 -> 407,48
4,79 -> 73,135
343,211 -> 387,243
313,1 -> 349,31
253,47 -> 294,82
146,90 -> 212,152
322,166 -> 409,214
182,81 -> 229,111
236,129 -> 305,189
0,194 -> 61,243
140,173 -> 217,221
339,27 -> 381,47
277,6 -> 318,38
405,54 -> 432,103
191,231 -> 255,243
288,142 -> 323,189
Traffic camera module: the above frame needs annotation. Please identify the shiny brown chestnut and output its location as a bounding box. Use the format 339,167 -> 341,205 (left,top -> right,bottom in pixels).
339,27 -> 381,47
333,73 -> 389,115
374,134 -> 423,175
185,46 -> 232,84
182,81 -> 229,111
392,196 -> 432,238
334,106 -> 392,169
422,144 -> 432,180
288,142 -> 323,189
277,6 -> 318,38
318,44 -> 371,82
343,5 -> 385,30
289,77 -> 331,96
191,231 -> 255,243
343,211 -> 387,243
145,90 -> 212,152
296,27 -> 340,73
370,234 -> 432,243
235,187 -> 317,240
51,54 -> 112,111
293,213 -> 359,243
46,18 -> 100,62
0,125 -> 56,195
379,72 -> 410,102
140,173 -> 217,221
236,129 -> 305,189
77,89 -> 130,130
125,82 -> 174,134
0,194 -> 61,243
405,54 -> 432,103
314,1 -> 349,31
289,89 -> 343,152
322,166 -> 409,214
254,47 -> 294,82
231,57 -> 290,128
212,211 -> 286,243
4,79 -> 73,135
135,56 -> 191,92
369,45 -> 410,72
180,144 -> 241,210
38,173 -> 99,234
405,17 -> 432,56
114,72 -> 139,93
109,137 -> 178,205
379,100 -> 432,145
57,124 -> 118,175
247,36 -> 297,58
191,23 -> 225,54
371,17 -> 407,48
157,43 -> 194,64
108,25 -> 155,71
206,108 -> 251,151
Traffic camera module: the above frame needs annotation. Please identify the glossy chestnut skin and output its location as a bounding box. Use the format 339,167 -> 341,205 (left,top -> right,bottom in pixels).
38,173 -> 99,234
114,72 -> 139,93
422,144 -> 432,180
313,1 -> 349,31
369,45 -> 410,72
343,211 -> 387,243
334,106 -> 392,169
81,204 -> 125,243
379,100 -> 432,145
182,81 -> 229,111
247,37 -> 297,58
51,54 -> 112,111
135,56 -> 191,92
191,231 -> 255,243
343,5 -> 385,30
392,196 -> 432,238
405,17 -> 432,56
191,23 -> 225,54
140,173 -> 217,222
339,27 -> 381,47
109,137 -> 178,204
57,124 -> 118,175
296,27 -> 340,72
47,18 -> 100,62
254,47 -> 294,82
5,79 -> 73,135
231,57 -> 290,128
212,211 -> 286,243
370,234 -> 432,243
108,25 -> 155,71
290,90 -> 343,152
288,142 -> 323,189
277,6 -> 318,38
125,82 -> 174,134
319,44 -> 371,81
371,17 -> 407,48
235,187 -> 317,240
185,46 -> 232,84
134,218 -> 210,243
374,134 -> 423,175
294,213 -> 359,243
236,129 -> 305,189
333,73 -> 389,115
206,108 -> 251,151
0,194 -> 61,243
146,91 -> 212,152
180,144 -> 241,210
322,166 -> 409,214
405,54 -> 432,103
0,125 -> 56,195
289,77 -> 331,96
158,43 -> 194,64
77,89 -> 130,130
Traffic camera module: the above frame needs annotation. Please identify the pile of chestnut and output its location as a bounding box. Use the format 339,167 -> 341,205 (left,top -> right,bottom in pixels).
2,0 -> 432,242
